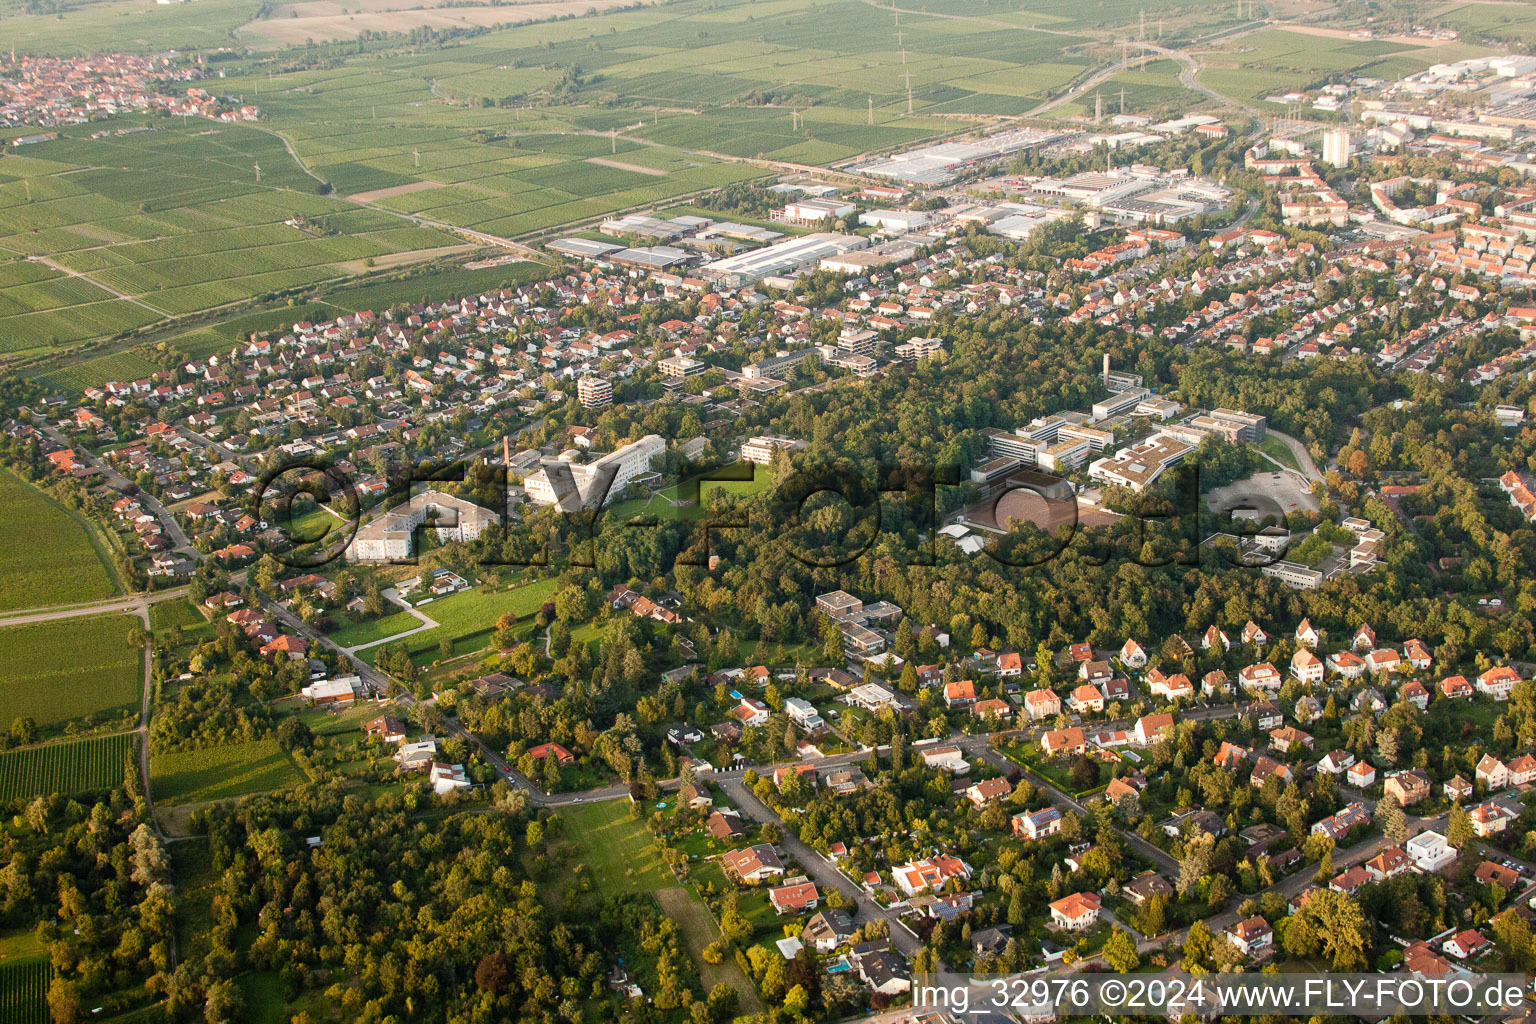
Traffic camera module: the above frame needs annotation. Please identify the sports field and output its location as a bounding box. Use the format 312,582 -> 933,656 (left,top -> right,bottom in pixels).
151,737 -> 305,805
0,614 -> 142,728
0,733 -> 135,801
0,470 -> 119,609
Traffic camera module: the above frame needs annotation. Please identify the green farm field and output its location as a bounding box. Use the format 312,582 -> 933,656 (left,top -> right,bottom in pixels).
0,0 -> 1266,360
0,470 -> 119,609
0,614 -> 142,729
1195,28 -> 1486,106
0,121 -> 462,354
0,733 -> 135,801
0,959 -> 50,1024
151,737 -> 304,806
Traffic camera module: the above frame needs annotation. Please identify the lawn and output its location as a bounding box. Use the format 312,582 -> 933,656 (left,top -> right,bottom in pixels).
1256,435 -> 1300,472
149,597 -> 216,650
327,609 -> 419,649
0,733 -> 135,802
363,576 -> 560,666
0,614 -> 141,730
549,799 -> 670,896
0,470 -> 119,610
151,737 -> 304,805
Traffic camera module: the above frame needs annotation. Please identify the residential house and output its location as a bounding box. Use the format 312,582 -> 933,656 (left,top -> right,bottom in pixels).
1443,929 -> 1490,960
1385,768 -> 1432,807
893,854 -> 972,897
965,777 -> 1013,809
1025,688 -> 1062,721
1269,726 -> 1313,753
1048,892 -> 1102,930
1477,754 -> 1510,791
1439,674 -> 1473,700
1291,648 -> 1324,684
1226,915 -> 1273,957
1120,639 -> 1148,668
1041,727 -> 1087,756
1068,684 -> 1105,713
1478,665 -> 1521,700
1406,830 -> 1457,872
1347,761 -> 1377,788
769,881 -> 820,915
1365,846 -> 1411,881
1470,801 -> 1515,837
944,679 -> 977,708
1013,806 -> 1063,840
1133,713 -> 1174,746
1317,750 -> 1355,775
722,845 -> 785,884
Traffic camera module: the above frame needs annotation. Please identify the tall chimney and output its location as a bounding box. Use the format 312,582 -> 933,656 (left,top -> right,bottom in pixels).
1103,353 -> 1111,383
503,435 -> 510,467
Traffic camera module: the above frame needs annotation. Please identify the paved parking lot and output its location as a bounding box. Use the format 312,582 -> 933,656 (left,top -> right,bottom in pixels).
1206,468 -> 1319,518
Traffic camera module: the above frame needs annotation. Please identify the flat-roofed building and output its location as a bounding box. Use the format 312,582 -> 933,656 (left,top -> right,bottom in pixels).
658,354 -> 706,379
576,376 -> 612,409
1038,437 -> 1092,472
347,489 -> 501,562
743,350 -> 812,379
1209,408 -> 1267,442
741,435 -> 806,465
1262,560 -> 1323,590
1059,423 -> 1115,452
1092,387 -> 1151,422
971,456 -> 1023,485
984,427 -> 1043,465
894,337 -> 943,360
817,590 -> 863,619
524,434 -> 665,510
1088,435 -> 1191,492
611,245 -> 694,271
548,237 -> 624,260
781,198 -> 857,224
705,232 -> 868,286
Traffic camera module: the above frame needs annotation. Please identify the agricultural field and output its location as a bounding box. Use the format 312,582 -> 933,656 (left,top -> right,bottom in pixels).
0,121 -> 463,354
151,737 -> 304,805
0,614 -> 142,730
0,0 -> 1251,360
0,959 -> 50,1024
1196,28 -> 1486,106
30,348 -> 160,394
0,470 -> 119,609
0,0 -> 256,55
1055,58 -> 1206,119
364,576 -> 561,665
0,733 -> 135,802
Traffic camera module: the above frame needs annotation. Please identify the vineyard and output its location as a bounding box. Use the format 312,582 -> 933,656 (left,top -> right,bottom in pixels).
0,734 -> 134,802
0,960 -> 50,1024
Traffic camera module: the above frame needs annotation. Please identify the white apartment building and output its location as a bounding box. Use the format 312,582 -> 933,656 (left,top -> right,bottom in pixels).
346,489 -> 501,562
524,434 -> 665,509
576,376 -> 613,409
